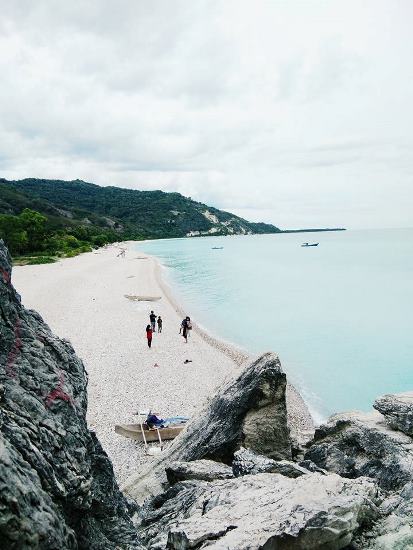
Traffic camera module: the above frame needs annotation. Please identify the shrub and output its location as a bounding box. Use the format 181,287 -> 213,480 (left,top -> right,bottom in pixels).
27,256 -> 56,265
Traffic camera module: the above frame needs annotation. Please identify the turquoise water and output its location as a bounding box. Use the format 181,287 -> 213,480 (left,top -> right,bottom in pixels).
139,229 -> 413,420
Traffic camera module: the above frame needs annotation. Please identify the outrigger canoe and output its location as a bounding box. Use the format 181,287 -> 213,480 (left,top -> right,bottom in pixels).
115,423 -> 185,442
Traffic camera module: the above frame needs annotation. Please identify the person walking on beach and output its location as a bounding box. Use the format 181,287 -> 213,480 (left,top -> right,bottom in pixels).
149,310 -> 157,332
146,325 -> 153,348
181,316 -> 192,343
157,316 -> 163,333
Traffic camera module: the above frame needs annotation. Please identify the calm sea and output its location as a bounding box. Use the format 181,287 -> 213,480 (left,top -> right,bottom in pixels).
138,229 -> 413,421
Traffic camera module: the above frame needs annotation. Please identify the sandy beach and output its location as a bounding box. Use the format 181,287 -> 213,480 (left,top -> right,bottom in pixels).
13,242 -> 313,484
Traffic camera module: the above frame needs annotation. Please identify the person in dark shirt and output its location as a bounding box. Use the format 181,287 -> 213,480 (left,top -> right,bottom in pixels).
149,310 -> 157,332
181,316 -> 191,343
157,316 -> 163,333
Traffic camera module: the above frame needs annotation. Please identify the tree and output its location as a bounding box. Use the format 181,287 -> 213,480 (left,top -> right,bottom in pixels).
19,209 -> 47,251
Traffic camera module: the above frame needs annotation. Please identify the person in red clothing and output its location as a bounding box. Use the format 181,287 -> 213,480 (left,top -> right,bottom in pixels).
146,324 -> 153,348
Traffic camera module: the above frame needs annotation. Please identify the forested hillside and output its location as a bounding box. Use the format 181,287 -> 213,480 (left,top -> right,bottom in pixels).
0,178 -> 279,261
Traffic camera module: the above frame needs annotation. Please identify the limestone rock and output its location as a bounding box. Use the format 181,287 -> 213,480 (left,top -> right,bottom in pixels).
136,472 -> 379,549
166,460 -> 233,484
0,241 -> 139,548
232,447 -> 309,478
305,410 -> 413,491
355,483 -> 413,549
123,352 -> 291,503
374,392 -> 413,436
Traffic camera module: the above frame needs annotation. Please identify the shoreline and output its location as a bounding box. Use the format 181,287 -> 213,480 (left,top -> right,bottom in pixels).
12,241 -> 314,484
136,243 -> 315,441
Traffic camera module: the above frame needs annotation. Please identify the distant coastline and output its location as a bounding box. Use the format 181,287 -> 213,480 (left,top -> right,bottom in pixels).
279,227 -> 346,234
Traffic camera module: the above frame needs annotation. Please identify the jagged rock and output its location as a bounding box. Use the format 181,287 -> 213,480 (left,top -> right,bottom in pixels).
123,352 -> 291,503
374,392 -> 413,436
298,459 -> 328,474
305,410 -> 413,491
232,447 -> 309,478
136,472 -> 380,549
166,460 -> 234,484
0,241 -> 139,548
355,483 -> 413,549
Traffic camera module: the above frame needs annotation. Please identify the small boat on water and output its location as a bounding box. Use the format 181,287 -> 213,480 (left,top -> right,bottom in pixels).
212,246 -> 224,250
301,242 -> 319,247
115,423 -> 185,442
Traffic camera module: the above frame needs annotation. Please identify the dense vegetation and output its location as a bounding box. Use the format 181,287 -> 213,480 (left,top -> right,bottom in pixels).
0,178 -> 280,261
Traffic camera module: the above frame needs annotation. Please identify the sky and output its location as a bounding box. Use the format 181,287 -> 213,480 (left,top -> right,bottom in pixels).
1,1 -> 412,229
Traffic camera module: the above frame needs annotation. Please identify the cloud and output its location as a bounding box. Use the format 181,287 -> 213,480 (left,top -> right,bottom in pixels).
0,0 -> 412,228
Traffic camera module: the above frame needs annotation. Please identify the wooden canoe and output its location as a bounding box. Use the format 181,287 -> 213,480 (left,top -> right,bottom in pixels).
114,423 -> 185,442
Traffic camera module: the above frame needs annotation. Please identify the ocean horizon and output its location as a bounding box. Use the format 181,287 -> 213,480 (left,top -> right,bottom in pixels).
138,228 -> 413,422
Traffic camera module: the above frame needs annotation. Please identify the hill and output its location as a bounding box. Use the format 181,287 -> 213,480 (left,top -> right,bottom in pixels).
0,178 -> 280,240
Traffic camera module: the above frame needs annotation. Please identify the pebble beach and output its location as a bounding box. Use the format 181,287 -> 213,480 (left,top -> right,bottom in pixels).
13,242 -> 313,484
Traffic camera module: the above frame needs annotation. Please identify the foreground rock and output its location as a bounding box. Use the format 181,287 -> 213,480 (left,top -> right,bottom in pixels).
305,411 -> 413,491
374,391 -> 413,436
123,352 -> 291,503
232,447 -> 310,478
0,241 -> 139,548
166,460 -> 233,484
136,472 -> 379,549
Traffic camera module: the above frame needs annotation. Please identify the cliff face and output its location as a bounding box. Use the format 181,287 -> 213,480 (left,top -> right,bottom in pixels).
0,240 -> 138,548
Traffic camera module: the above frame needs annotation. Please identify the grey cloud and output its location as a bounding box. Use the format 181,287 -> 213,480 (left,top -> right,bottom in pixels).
0,0 -> 412,229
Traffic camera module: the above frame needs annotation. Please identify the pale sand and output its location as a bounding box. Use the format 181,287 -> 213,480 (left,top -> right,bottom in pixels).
12,242 -> 313,484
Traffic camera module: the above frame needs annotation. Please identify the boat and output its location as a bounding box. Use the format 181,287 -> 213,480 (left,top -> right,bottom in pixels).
211,246 -> 224,250
114,423 -> 185,442
301,242 -> 319,247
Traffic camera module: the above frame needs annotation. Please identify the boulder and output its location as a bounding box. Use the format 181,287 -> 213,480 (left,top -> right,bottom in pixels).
123,352 -> 291,503
355,483 -> 413,549
0,241 -> 139,548
305,411 -> 413,491
166,460 -> 233,484
232,447 -> 309,478
136,472 -> 379,549
374,392 -> 413,436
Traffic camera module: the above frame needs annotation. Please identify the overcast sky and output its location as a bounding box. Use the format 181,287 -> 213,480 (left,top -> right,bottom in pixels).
1,1 -> 412,229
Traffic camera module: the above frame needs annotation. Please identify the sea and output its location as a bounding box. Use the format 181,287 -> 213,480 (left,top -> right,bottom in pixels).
138,228 -> 413,422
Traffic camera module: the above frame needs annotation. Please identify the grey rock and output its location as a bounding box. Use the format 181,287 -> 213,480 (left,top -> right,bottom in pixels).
136,472 -> 380,549
374,392 -> 413,436
233,447 -> 309,478
305,410 -> 413,491
0,241 -> 139,548
356,484 -> 413,549
123,352 -> 291,503
166,460 -> 233,484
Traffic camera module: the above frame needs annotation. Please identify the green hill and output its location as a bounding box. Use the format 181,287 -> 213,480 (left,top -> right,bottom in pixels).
0,178 -> 279,260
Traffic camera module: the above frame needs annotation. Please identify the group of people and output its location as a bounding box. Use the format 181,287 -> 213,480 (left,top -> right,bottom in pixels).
145,311 -> 162,348
145,311 -> 192,348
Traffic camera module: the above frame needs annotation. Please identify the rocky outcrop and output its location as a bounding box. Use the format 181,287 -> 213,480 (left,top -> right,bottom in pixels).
0,241 -> 139,548
166,460 -> 233,484
232,447 -> 310,478
123,352 -> 291,503
374,391 -> 413,436
136,472 -> 379,549
305,411 -> 413,491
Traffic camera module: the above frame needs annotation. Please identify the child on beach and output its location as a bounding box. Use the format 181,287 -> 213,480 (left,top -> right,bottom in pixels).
149,311 -> 157,332
146,325 -> 153,348
157,316 -> 163,333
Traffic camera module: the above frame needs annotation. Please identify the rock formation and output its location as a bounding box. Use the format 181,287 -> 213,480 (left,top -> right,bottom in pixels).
374,391 -> 413,436
123,352 -> 291,503
305,410 -> 413,491
135,472 -> 379,549
0,241 -> 139,549
232,447 -> 310,478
